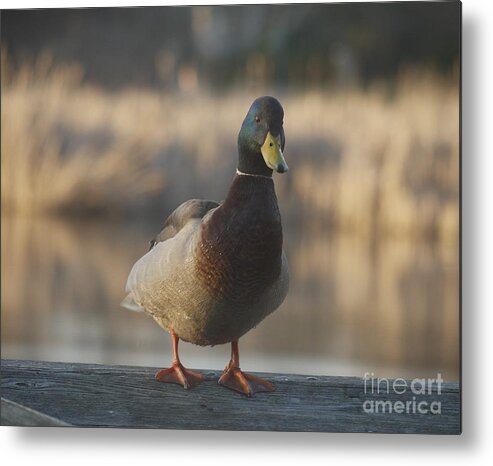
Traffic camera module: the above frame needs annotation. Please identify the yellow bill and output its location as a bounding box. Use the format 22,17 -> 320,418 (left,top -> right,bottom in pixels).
261,131 -> 289,173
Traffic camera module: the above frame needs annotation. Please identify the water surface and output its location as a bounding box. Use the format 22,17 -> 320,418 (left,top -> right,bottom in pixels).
1,214 -> 459,381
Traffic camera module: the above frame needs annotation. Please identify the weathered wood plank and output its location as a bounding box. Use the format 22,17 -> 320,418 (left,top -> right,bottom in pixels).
0,359 -> 460,433
1,398 -> 72,427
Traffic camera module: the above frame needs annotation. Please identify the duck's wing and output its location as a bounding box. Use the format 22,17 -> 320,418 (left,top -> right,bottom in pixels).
121,199 -> 219,312
149,199 -> 220,250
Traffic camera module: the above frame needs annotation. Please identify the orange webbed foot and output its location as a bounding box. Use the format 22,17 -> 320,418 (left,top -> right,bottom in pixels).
155,363 -> 204,389
218,363 -> 274,397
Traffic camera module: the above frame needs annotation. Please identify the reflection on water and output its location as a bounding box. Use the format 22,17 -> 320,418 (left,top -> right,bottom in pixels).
1,214 -> 459,381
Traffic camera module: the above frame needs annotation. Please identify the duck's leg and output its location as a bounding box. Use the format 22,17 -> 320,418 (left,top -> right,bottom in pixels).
218,340 -> 274,396
155,328 -> 204,389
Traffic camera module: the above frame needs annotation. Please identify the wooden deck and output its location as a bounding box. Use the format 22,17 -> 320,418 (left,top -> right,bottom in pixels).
1,359 -> 460,433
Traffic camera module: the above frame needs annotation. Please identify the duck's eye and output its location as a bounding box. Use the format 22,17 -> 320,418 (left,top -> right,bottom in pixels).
255,116 -> 260,123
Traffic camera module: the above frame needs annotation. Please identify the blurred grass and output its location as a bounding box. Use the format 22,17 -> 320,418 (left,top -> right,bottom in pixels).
1,50 -> 459,243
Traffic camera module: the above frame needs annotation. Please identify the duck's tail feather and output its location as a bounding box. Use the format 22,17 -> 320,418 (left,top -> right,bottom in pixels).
120,292 -> 144,312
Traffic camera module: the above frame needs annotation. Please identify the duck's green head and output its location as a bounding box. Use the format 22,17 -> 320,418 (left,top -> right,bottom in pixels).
237,96 -> 288,177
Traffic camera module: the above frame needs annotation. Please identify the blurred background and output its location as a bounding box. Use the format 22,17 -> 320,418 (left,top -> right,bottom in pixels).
1,3 -> 460,381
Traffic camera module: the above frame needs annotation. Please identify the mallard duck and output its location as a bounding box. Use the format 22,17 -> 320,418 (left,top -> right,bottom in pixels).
122,96 -> 289,396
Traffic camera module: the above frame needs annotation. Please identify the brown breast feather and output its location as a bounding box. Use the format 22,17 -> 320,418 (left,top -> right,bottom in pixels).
195,176 -> 283,307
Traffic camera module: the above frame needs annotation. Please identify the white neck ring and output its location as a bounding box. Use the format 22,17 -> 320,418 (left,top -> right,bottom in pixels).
236,169 -> 272,180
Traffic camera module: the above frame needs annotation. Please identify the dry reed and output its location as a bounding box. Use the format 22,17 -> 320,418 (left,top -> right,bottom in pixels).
1,51 -> 459,242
